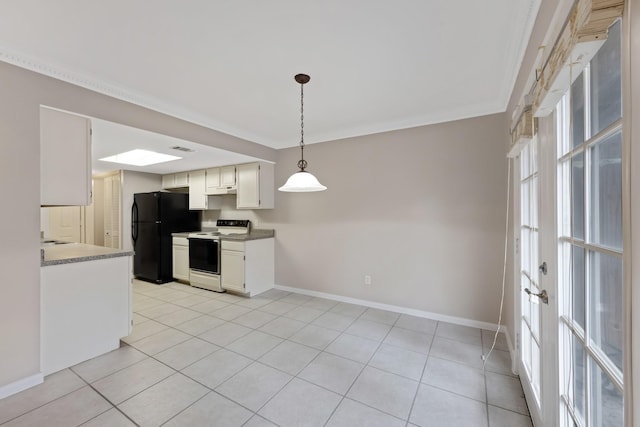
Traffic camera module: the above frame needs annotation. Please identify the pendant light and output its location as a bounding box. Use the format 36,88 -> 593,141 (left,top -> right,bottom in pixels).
278,73 -> 327,192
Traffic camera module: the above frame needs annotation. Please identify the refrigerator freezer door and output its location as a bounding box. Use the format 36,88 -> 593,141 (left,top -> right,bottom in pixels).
134,192 -> 160,223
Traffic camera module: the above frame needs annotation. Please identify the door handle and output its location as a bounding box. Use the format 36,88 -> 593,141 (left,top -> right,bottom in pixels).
539,261 -> 548,275
525,288 -> 549,304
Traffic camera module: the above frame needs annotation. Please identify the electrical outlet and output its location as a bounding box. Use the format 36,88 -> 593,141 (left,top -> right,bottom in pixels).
364,275 -> 372,285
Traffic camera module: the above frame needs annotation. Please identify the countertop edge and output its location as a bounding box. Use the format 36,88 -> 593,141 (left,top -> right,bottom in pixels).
172,229 -> 275,241
41,249 -> 134,267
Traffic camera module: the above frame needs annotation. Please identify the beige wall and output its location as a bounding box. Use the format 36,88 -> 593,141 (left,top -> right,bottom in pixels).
253,114 -> 510,323
0,64 -> 41,389
0,61 -> 275,393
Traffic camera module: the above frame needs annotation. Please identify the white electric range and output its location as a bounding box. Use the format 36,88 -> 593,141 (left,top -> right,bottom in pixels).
187,219 -> 250,292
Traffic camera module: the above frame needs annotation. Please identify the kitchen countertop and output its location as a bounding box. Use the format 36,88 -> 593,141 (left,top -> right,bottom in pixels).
41,243 -> 134,267
172,229 -> 275,241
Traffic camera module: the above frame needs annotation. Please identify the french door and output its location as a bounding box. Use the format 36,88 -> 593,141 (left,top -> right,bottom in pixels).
518,119 -> 558,427
518,18 -> 624,427
556,20 -> 623,427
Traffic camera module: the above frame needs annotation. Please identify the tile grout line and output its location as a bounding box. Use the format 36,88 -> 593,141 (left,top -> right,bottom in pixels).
482,328 -> 492,427
321,311 -> 405,427
67,365 -> 141,427
235,303 -> 365,425
403,320 -> 440,427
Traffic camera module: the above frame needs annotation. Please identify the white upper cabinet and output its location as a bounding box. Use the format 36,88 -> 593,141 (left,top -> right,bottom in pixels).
220,165 -> 236,189
189,169 -> 222,210
205,167 -> 220,193
162,172 -> 188,189
236,162 -> 274,209
188,170 -> 207,210
40,107 -> 92,206
205,165 -> 236,195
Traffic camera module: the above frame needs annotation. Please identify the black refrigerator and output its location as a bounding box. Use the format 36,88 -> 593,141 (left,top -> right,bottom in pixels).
131,192 -> 199,284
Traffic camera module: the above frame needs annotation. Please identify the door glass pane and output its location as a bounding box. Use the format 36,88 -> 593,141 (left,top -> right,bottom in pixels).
590,359 -> 623,427
590,20 -> 622,135
589,251 -> 623,371
522,181 -> 530,227
572,153 -> 585,240
572,334 -> 586,421
589,131 -> 622,250
532,338 -> 541,398
559,162 -> 571,236
571,74 -> 585,147
532,176 -> 539,229
522,228 -> 531,275
572,245 -> 585,330
522,146 -> 530,177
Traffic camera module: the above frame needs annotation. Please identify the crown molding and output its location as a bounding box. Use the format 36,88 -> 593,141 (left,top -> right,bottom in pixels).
0,46 -> 269,146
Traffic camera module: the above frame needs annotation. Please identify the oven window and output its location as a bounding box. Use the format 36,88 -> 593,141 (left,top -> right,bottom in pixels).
188,239 -> 219,273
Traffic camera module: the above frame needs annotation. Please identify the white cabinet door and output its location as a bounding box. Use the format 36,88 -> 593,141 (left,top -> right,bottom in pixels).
174,172 -> 189,187
103,174 -> 121,249
236,162 -> 274,209
161,174 -> 175,189
205,167 -> 220,194
236,163 -> 260,209
162,172 -> 189,189
172,242 -> 189,281
40,107 -> 92,206
188,170 -> 207,210
220,165 -> 236,188
221,249 -> 245,293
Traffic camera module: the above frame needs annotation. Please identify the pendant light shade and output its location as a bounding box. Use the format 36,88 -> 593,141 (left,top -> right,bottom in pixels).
279,171 -> 327,192
278,73 -> 327,192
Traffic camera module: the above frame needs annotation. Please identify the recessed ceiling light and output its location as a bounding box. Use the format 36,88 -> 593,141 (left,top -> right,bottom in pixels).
99,149 -> 181,166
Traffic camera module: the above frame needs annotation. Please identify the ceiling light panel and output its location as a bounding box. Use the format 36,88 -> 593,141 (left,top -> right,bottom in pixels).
99,149 -> 181,166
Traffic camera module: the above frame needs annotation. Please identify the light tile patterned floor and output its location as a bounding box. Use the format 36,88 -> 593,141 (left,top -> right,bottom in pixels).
0,280 -> 533,427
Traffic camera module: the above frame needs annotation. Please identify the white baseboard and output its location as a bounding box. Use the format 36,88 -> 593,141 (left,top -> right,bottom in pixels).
274,284 -> 505,332
0,372 -> 44,400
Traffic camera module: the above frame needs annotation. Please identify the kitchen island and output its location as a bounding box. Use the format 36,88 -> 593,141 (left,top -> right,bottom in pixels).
40,243 -> 133,375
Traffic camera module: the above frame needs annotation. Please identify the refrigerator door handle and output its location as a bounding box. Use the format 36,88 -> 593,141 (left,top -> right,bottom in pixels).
131,201 -> 138,243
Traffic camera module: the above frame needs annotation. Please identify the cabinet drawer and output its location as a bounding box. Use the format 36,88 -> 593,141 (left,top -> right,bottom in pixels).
221,240 -> 244,251
172,237 -> 188,246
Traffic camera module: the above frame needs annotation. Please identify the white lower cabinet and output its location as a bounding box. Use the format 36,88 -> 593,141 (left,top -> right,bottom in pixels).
221,241 -> 245,293
221,238 -> 274,296
172,237 -> 189,282
41,255 -> 132,375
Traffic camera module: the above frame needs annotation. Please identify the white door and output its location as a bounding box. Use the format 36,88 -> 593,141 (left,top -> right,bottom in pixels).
517,130 -> 557,426
48,206 -> 82,243
103,174 -> 121,249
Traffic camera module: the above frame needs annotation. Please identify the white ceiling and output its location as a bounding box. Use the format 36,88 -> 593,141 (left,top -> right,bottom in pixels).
91,118 -> 260,175
0,0 -> 540,168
